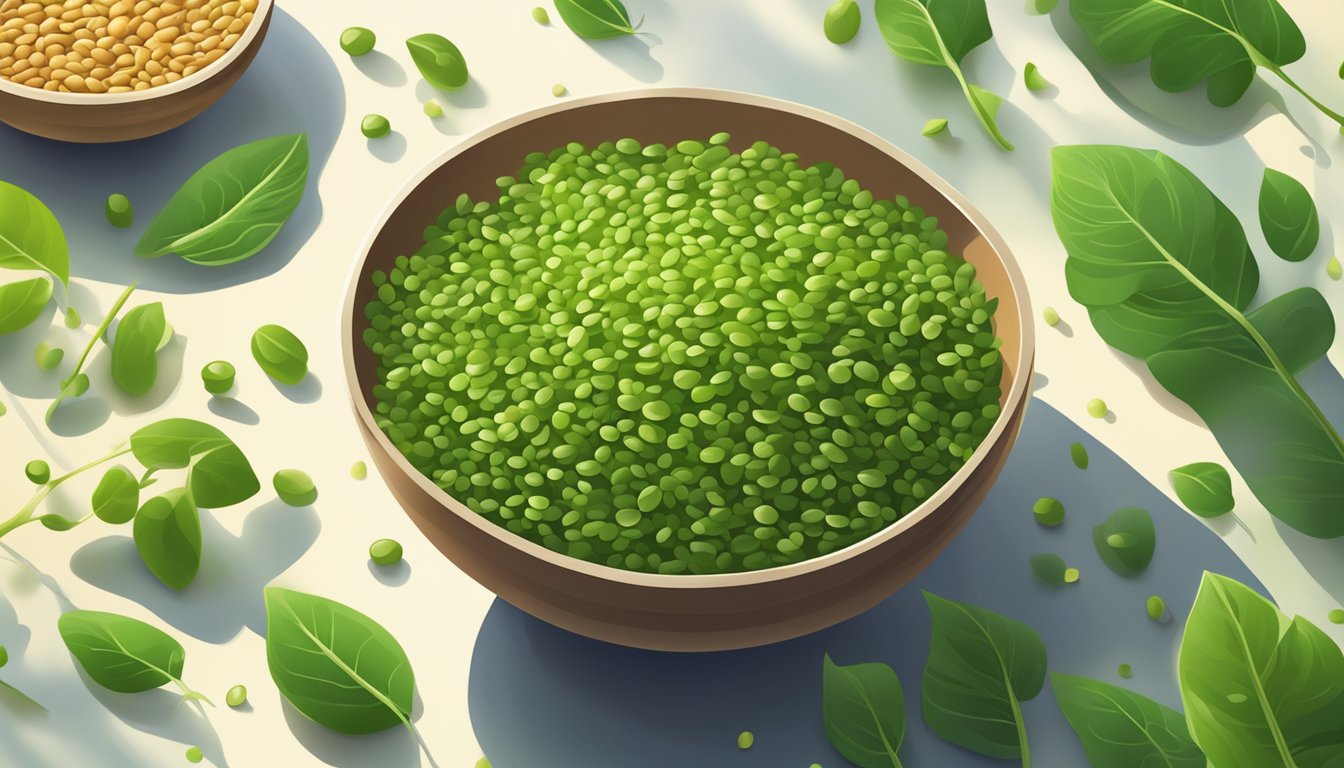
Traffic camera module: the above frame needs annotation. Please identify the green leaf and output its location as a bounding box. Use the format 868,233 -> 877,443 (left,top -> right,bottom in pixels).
1178,572 -> 1344,768
0,678 -> 45,710
822,654 -> 906,768
1051,673 -> 1205,768
251,323 -> 309,385
1068,0 -> 1344,124
921,592 -> 1046,760
874,0 -> 1013,150
1169,462 -> 1235,518
1024,62 -> 1051,91
553,0 -> 641,39
135,134 -> 309,266
0,179 -> 69,285
190,443 -> 260,508
110,302 -> 168,397
405,34 -> 469,91
129,418 -> 260,508
264,587 -> 416,735
57,610 -> 196,695
92,465 -> 140,524
0,277 -> 52,334
1050,145 -> 1344,538
132,488 -> 201,590
1029,553 -> 1075,585
1258,169 -> 1319,262
1092,507 -> 1155,575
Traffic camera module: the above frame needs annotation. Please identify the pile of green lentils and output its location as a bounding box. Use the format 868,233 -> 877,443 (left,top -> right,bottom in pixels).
363,133 -> 1003,575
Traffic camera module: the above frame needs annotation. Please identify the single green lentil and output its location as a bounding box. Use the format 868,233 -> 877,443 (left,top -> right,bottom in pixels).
1087,398 -> 1108,419
361,114 -> 390,138
201,360 -> 236,395
1063,566 -> 1079,583
1146,594 -> 1166,621
1328,608 -> 1344,624
225,684 -> 247,708
1329,257 -> 1342,281
351,460 -> 368,480
922,118 -> 949,136
105,193 -> 133,228
1033,497 -> 1064,526
185,746 -> 203,764
35,341 -> 62,370
475,759 -> 492,768
63,306 -> 81,329
423,99 -> 444,118
552,83 -> 567,97
823,0 -> 861,44
273,469 -> 318,506
531,6 -> 549,24
1070,442 -> 1088,469
0,643 -> 7,667
369,538 -> 403,565
362,133 -> 1003,574
1042,306 -> 1060,327
737,731 -> 754,750
1118,663 -> 1133,678
25,459 -> 50,485
340,26 -> 376,56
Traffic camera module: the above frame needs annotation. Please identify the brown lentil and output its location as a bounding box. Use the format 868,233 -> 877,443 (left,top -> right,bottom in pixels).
0,0 -> 256,93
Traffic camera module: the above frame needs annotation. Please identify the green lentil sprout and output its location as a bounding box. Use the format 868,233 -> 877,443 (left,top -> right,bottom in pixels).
25,459 -> 50,485
273,469 -> 317,507
369,538 -> 404,565
362,134 -> 1004,574
226,684 -> 247,707
340,26 -> 376,56
201,360 -> 236,395
1032,497 -> 1064,526
737,731 -> 754,749
105,193 -> 133,228
362,114 -> 391,139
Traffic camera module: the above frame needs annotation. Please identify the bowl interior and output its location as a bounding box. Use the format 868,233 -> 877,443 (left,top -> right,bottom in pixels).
346,91 -> 1029,584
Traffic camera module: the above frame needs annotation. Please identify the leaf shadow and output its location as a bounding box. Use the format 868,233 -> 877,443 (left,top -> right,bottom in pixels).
79,676 -> 229,768
280,700 -> 422,768
271,372 -> 323,404
366,559 -> 411,587
207,396 -> 261,425
69,500 -> 319,643
582,32 -> 664,84
353,50 -> 407,87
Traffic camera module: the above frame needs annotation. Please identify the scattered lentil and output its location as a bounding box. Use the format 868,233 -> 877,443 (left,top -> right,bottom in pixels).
1328,608 -> 1344,624
361,113 -> 390,139
369,537 -> 403,565
1032,497 -> 1064,526
105,193 -> 133,228
339,26 -> 375,56
1329,256 -> 1342,281
737,731 -> 754,750
351,460 -> 367,480
0,643 -> 7,667
423,98 -> 443,118
531,6 -> 549,25
551,82 -> 566,97
24,459 -> 49,484
1146,594 -> 1165,621
1042,306 -> 1059,327
225,684 -> 247,707
273,468 -> 317,506
1063,566 -> 1079,583
201,360 -> 235,395
1117,663 -> 1132,678
185,746 -> 203,764
1086,398 -> 1107,419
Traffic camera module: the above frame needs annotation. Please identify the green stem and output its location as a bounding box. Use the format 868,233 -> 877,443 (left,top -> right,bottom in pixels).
1011,692 -> 1031,768
0,444 -> 132,539
46,281 -> 137,422
1268,66 -> 1344,126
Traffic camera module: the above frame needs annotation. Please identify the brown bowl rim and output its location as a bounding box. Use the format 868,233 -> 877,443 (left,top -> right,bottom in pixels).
0,0 -> 273,104
340,87 -> 1035,590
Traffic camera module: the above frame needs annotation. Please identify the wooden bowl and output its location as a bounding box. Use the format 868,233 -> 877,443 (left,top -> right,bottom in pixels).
0,0 -> 272,143
342,89 -> 1034,651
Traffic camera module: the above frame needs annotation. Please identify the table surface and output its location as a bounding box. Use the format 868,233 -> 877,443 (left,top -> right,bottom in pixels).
0,1 -> 1341,766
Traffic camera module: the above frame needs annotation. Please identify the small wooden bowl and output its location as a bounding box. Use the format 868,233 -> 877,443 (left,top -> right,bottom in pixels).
342,89 -> 1035,651
0,0 -> 273,143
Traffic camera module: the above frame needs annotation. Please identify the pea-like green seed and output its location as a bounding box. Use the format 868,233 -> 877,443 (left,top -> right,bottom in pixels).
1063,567 -> 1079,583
104,193 -> 133,228
1329,257 -> 1343,281
823,0 -> 861,45
201,360 -> 236,395
0,644 -> 7,667
64,306 -> 81,329
351,460 -> 368,480
737,731 -> 754,750
1070,442 -> 1088,469
340,26 -> 376,56
1146,594 -> 1166,621
25,459 -> 50,485
1032,497 -> 1064,526
1118,663 -> 1133,678
185,746 -> 203,764
1327,608 -> 1344,624
532,6 -> 550,24
1042,306 -> 1060,327
475,758 -> 492,768
922,118 -> 949,137
35,341 -> 62,370
424,99 -> 444,118
1087,398 -> 1108,419
552,83 -> 567,98
370,538 -> 403,565
273,469 -> 318,507
361,114 -> 391,139
226,684 -> 247,708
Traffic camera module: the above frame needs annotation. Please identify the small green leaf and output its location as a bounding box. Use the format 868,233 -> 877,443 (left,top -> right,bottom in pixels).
111,302 -> 169,397
39,514 -> 82,531
1052,673 -> 1204,767
58,610 -> 194,695
1093,507 -> 1155,575
553,0 -> 641,39
264,587 -> 417,734
922,118 -> 949,136
190,443 -> 260,508
822,654 -> 906,768
922,592 -> 1046,759
1030,0 -> 1058,13
1070,442 -> 1089,469
1024,62 -> 1051,91
251,323 -> 309,385
92,465 -> 140,524
127,419 -> 258,507
0,277 -> 53,334
1258,168 -> 1318,262
1169,462 -> 1235,518
405,34 -> 469,91
132,488 -> 201,590
1029,553 -> 1071,585
0,180 -> 69,285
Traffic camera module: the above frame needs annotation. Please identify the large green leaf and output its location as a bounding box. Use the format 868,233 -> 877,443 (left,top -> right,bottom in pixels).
57,611 -> 195,696
0,180 -> 68,285
1051,145 -> 1344,538
110,302 -> 168,397
553,0 -> 641,39
1258,169 -> 1319,263
129,419 -> 259,508
135,134 -> 309,266
921,592 -> 1046,760
1052,673 -> 1205,768
822,654 -> 906,768
264,587 -> 416,735
132,488 -> 202,590
1178,572 -> 1344,768
873,0 -> 1013,150
0,277 -> 52,334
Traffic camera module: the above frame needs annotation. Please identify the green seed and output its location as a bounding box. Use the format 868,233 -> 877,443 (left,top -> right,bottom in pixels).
1086,398 -> 1108,419
424,99 -> 444,118
63,306 -> 81,329
1117,663 -> 1132,678
201,360 -> 236,395
1146,594 -> 1166,621
361,114 -> 391,138
823,0 -> 861,45
1032,497 -> 1064,526
185,746 -> 203,764
1042,306 -> 1060,327
340,26 -> 376,56
737,731 -> 754,750
369,538 -> 403,565
1063,567 -> 1079,583
476,759 -> 492,768
35,341 -> 62,370
552,83 -> 567,97
226,684 -> 247,708
1328,257 -> 1342,281
922,118 -> 949,136
273,469 -> 318,507
1070,442 -> 1088,469
104,193 -> 133,228
0,644 -> 7,667
351,460 -> 368,480
25,459 -> 50,485
1023,62 -> 1051,92
1328,608 -> 1344,624
532,6 -> 550,24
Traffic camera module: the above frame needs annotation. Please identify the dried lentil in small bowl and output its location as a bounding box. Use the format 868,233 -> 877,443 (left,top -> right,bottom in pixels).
0,0 -> 256,94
